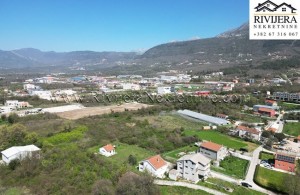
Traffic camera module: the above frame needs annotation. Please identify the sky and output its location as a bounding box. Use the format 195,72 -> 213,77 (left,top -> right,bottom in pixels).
0,0 -> 249,52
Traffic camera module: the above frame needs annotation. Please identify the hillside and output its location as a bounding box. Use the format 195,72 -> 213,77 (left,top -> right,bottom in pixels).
140,23 -> 300,71
2,23 -> 300,73
0,48 -> 137,69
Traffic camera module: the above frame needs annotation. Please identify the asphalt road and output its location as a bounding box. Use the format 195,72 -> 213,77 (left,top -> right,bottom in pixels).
244,146 -> 277,195
154,179 -> 227,195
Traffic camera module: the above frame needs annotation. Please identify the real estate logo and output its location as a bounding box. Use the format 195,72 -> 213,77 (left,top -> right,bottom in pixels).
250,0 -> 300,40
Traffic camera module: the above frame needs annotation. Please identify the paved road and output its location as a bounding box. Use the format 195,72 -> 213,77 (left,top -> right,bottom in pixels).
154,179 -> 227,195
244,146 -> 277,195
265,113 -> 284,133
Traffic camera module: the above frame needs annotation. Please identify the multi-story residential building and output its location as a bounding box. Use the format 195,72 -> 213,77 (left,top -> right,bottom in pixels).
198,141 -> 227,161
177,153 -> 211,182
273,92 -> 300,103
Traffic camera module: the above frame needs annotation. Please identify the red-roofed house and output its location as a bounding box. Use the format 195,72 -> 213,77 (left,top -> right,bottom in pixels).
198,141 -> 227,161
139,155 -> 169,178
275,152 -> 296,172
237,125 -> 261,141
265,99 -> 277,107
258,107 -> 275,117
99,144 -> 116,157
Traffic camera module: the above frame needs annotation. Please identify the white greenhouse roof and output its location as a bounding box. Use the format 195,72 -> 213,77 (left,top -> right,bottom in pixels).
1,145 -> 40,158
177,109 -> 230,126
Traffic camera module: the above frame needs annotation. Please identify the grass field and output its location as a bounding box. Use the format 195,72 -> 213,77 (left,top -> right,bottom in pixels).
259,151 -> 274,160
280,102 -> 300,111
184,130 -> 257,151
199,178 -> 265,195
163,145 -> 198,162
238,113 -> 264,123
159,186 -> 211,195
212,156 -> 249,179
136,114 -> 206,131
283,122 -> 300,136
254,166 -> 288,193
88,142 -> 155,167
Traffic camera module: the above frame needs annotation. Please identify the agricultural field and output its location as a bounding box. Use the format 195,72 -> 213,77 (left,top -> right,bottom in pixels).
57,103 -> 152,120
135,114 -> 206,132
238,113 -> 264,123
184,130 -> 257,151
212,156 -> 249,179
280,102 -> 300,111
283,122 -> 300,136
254,166 -> 289,194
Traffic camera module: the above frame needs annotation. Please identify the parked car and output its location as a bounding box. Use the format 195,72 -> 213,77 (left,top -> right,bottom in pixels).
241,182 -> 252,188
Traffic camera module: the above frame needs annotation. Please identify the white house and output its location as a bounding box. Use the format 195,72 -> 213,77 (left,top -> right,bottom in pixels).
177,153 -> 211,182
30,90 -> 52,100
157,86 -> 173,95
1,145 -> 41,164
237,125 -> 261,141
139,155 -> 169,178
99,144 -> 116,157
23,84 -> 38,90
198,141 -> 228,161
0,106 -> 15,114
5,100 -> 31,109
121,83 -> 140,91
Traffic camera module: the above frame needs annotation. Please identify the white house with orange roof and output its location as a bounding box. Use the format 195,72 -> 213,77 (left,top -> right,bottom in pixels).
198,141 -> 227,161
138,155 -> 169,178
99,144 -> 116,157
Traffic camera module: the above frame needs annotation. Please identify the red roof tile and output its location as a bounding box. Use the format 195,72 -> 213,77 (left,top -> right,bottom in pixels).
146,155 -> 167,170
237,125 -> 259,135
103,144 -> 114,152
258,107 -> 274,113
200,141 -> 222,152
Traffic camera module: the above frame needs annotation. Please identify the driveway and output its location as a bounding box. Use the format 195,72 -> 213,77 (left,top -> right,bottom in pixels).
154,179 -> 227,195
244,146 -> 277,195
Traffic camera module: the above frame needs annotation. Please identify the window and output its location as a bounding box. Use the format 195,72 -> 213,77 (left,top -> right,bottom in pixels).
282,8 -> 286,12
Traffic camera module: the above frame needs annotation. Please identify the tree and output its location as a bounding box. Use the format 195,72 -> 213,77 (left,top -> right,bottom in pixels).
92,179 -> 114,195
7,113 -> 19,124
274,133 -> 286,142
128,155 -> 137,166
8,159 -> 20,170
1,114 -> 6,121
284,161 -> 300,195
261,131 -> 272,138
116,172 -> 160,195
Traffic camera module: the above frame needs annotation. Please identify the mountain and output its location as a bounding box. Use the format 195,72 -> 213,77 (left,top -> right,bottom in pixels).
0,48 -> 137,69
140,23 -> 300,71
2,23 -> 300,72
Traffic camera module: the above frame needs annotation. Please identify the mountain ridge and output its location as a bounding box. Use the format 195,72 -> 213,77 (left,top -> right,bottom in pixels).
2,23 -> 300,72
